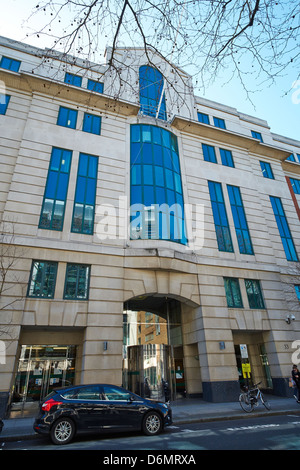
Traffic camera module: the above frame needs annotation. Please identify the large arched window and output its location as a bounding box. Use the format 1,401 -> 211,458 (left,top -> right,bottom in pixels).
139,65 -> 167,121
130,124 -> 187,245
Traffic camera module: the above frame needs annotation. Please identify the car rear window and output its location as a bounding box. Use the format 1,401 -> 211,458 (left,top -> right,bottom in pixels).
42,391 -> 56,401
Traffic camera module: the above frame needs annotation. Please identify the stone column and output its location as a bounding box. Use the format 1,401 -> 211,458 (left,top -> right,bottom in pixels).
80,326 -> 123,385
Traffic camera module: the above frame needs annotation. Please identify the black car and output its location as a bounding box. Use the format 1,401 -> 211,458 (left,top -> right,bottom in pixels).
33,383 -> 172,445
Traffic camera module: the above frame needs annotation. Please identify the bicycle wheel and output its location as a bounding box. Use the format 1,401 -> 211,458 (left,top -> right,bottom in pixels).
260,393 -> 271,410
239,392 -> 253,413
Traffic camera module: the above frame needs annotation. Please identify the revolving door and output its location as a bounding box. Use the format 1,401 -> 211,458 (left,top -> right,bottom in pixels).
124,344 -> 174,401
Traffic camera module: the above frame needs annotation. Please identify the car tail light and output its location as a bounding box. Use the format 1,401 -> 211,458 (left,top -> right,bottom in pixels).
41,398 -> 63,412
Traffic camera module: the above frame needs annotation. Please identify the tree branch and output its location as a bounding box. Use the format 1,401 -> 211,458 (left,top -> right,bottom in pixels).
214,0 -> 260,57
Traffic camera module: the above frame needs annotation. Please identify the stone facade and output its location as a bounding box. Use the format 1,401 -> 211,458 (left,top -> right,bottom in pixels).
0,36 -> 299,415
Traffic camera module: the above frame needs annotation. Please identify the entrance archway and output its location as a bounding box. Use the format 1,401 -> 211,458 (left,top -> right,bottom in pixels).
123,296 -> 185,401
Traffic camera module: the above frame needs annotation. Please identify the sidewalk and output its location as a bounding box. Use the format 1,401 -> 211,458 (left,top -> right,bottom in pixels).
1,395 -> 300,441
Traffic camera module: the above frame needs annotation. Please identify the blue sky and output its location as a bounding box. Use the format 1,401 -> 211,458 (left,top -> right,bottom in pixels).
1,0 -> 298,141
202,72 -> 299,142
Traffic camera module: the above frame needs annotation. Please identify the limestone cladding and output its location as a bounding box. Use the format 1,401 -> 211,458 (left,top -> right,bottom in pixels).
0,36 -> 299,406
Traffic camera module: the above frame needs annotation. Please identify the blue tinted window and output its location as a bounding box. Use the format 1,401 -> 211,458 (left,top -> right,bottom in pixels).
202,144 -> 217,163
286,154 -> 296,162
39,148 -> 72,231
155,166 -> 164,186
130,124 -> 187,244
251,130 -> 263,142
142,143 -> 152,164
0,94 -> 10,115
213,117 -> 226,129
220,148 -> 234,167
0,56 -> 21,72
57,106 -> 78,129
260,161 -> 274,179
208,181 -> 234,252
131,165 -> 141,185
72,153 -> 98,235
227,185 -> 254,255
290,178 -> 300,194
295,285 -> 300,301
87,79 -> 104,93
82,113 -> 101,135
139,66 -> 167,120
56,173 -> 69,200
144,165 -> 153,185
64,72 -> 82,87
270,196 -> 298,261
197,112 -> 210,124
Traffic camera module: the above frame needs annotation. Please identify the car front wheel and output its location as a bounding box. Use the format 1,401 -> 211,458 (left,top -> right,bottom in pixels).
142,411 -> 163,436
50,417 -> 76,445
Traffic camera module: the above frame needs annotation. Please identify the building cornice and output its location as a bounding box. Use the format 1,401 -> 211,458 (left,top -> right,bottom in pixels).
282,161 -> 300,176
171,115 -> 291,161
1,67 -> 297,165
0,69 -> 139,116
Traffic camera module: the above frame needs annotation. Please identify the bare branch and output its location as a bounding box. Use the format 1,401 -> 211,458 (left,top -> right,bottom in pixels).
215,0 -> 260,57
21,0 -> 300,101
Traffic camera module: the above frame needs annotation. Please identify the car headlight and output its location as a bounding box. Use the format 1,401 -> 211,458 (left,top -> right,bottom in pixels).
162,403 -> 168,409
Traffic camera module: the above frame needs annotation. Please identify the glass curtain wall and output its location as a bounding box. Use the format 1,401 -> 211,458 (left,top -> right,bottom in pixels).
130,124 -> 187,244
139,65 -> 167,120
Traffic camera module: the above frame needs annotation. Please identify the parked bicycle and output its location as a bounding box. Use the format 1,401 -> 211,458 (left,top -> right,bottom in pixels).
239,381 -> 271,413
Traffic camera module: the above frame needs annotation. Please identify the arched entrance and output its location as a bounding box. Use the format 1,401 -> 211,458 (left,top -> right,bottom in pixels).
123,296 -> 185,401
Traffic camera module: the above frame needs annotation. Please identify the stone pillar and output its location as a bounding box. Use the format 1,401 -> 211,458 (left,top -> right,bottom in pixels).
198,329 -> 240,403
81,326 -> 123,385
183,343 -> 202,397
263,330 -> 297,397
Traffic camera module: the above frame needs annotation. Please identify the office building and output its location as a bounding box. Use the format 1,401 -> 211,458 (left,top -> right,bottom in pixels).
0,36 -> 299,416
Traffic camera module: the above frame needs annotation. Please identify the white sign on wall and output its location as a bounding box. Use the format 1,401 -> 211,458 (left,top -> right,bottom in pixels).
240,344 -> 248,359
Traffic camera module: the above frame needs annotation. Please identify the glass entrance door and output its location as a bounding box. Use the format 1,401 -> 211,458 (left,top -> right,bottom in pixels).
10,345 -> 76,416
125,344 -> 175,401
259,344 -> 273,389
